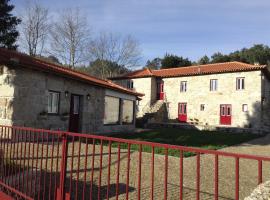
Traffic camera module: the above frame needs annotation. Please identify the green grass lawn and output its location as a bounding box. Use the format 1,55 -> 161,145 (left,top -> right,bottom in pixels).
109,128 -> 261,157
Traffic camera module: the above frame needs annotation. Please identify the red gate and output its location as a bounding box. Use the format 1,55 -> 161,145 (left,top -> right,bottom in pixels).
0,125 -> 269,200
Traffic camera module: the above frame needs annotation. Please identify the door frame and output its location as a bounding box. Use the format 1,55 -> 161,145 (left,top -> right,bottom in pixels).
69,94 -> 82,132
178,102 -> 187,122
157,80 -> 164,100
220,104 -> 232,125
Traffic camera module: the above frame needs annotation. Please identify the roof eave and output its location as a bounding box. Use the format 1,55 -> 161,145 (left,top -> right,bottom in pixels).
4,60 -> 144,97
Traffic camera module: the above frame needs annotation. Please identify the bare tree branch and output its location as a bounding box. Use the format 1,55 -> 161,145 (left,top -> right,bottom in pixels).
88,32 -> 142,69
19,1 -> 50,56
49,8 -> 91,68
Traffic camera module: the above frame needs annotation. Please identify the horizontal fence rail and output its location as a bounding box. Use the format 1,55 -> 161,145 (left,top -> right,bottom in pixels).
0,125 -> 269,200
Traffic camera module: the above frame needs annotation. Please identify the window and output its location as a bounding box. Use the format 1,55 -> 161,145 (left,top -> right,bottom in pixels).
122,100 -> 135,124
236,77 -> 245,90
180,81 -> 187,92
200,104 -> 205,111
104,96 -> 120,125
227,106 -> 231,115
73,96 -> 80,114
210,79 -> 218,91
242,104 -> 248,112
127,80 -> 134,89
48,91 -> 60,114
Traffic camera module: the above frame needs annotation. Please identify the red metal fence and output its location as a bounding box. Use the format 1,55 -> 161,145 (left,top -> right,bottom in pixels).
0,125 -> 270,200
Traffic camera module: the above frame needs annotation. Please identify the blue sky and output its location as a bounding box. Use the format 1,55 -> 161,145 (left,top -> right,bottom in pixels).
12,0 -> 270,65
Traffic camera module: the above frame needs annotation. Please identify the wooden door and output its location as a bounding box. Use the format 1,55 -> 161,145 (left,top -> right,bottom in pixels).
220,104 -> 232,125
69,95 -> 81,132
178,103 -> 187,122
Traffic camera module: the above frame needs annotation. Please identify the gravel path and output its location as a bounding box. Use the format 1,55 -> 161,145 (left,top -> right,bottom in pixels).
3,133 -> 270,200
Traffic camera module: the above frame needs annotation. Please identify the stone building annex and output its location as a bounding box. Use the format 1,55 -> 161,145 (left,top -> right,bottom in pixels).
0,48 -> 143,133
111,62 -> 270,133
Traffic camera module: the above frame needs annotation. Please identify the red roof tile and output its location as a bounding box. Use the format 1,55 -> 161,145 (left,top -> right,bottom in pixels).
115,68 -> 153,79
111,62 -> 266,79
0,48 -> 143,97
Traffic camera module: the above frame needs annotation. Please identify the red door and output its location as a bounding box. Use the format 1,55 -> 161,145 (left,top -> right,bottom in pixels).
69,95 -> 81,132
157,81 -> 164,100
220,104 -> 232,125
178,103 -> 187,122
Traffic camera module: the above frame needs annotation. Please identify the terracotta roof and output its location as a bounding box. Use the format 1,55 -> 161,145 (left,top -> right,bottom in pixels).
0,48 -> 143,97
110,62 -> 266,79
114,68 -> 153,79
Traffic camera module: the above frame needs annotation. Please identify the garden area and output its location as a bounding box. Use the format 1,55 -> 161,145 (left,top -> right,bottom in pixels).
110,128 -> 262,157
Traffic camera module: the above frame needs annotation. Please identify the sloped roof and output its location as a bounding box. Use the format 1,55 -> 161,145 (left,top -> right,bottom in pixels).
0,48 -> 143,97
110,62 -> 266,80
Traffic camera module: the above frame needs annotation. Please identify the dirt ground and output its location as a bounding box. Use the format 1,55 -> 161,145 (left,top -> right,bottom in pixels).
3,133 -> 270,200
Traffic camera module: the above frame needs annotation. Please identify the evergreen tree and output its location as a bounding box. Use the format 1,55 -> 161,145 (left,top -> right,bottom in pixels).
161,54 -> 192,69
198,55 -> 210,64
0,0 -> 21,49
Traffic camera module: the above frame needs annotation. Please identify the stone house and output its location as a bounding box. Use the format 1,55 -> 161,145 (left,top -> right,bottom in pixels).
110,62 -> 270,133
0,48 -> 143,133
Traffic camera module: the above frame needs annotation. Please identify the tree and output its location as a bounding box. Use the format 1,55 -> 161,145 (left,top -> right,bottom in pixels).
0,0 -> 21,49
209,44 -> 270,65
145,57 -> 162,69
49,8 -> 91,68
88,32 -> 141,70
237,44 -> 270,65
161,54 -> 192,69
20,1 -> 50,56
198,55 -> 210,65
78,59 -> 129,79
211,52 -> 231,63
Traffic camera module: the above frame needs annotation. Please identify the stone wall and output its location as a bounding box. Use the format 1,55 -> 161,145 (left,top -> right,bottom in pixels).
262,76 -> 270,132
0,64 -> 136,133
244,181 -> 270,200
0,65 -> 15,126
115,77 -> 155,117
163,70 -> 265,129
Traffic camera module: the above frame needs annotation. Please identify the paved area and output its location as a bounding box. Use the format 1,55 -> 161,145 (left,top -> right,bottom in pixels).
3,133 -> 270,199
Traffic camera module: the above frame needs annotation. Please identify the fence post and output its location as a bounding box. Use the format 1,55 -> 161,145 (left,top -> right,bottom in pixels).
57,133 -> 69,200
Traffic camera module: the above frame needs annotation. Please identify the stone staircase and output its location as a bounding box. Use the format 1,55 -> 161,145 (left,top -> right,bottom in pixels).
144,100 -> 164,114
137,100 -> 168,127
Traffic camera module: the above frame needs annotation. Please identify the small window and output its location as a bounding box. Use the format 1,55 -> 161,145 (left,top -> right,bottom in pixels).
221,106 -> 226,116
73,96 -> 80,114
200,104 -> 205,111
210,79 -> 218,91
227,106 -> 231,115
236,77 -> 245,90
242,104 -> 248,112
127,80 -> 134,89
48,91 -> 60,114
180,81 -> 187,92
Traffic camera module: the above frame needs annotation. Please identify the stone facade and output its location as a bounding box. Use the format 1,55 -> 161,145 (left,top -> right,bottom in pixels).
164,71 -> 265,128
0,64 -> 136,133
114,77 -> 157,117
113,69 -> 270,133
